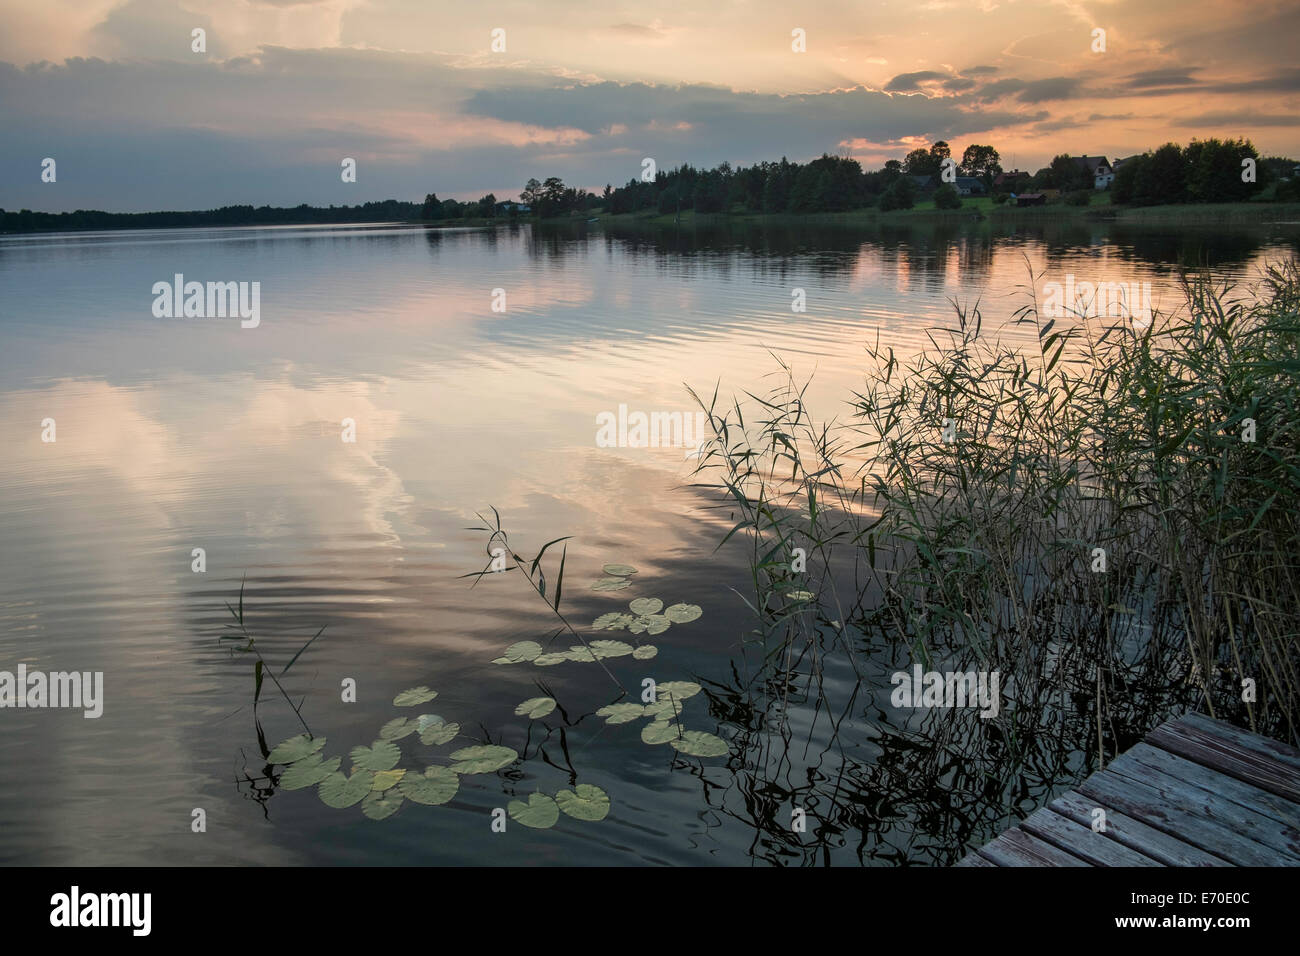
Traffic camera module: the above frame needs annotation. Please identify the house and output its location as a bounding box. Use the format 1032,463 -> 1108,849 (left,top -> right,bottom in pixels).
1070,155 -> 1114,190
496,202 -> 531,214
1110,156 -> 1138,173
1014,193 -> 1047,207
954,176 -> 988,197
993,170 -> 1031,191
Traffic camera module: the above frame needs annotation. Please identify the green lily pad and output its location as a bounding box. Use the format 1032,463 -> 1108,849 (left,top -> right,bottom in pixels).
393,686 -> 437,706
280,754 -> 341,790
596,702 -> 647,724
592,578 -> 632,591
664,603 -> 703,623
592,612 -> 631,630
499,641 -> 543,663
361,790 -> 404,820
632,645 -> 658,660
556,784 -> 610,821
371,768 -> 406,791
267,734 -> 325,765
449,744 -> 517,774
602,564 -> 638,577
507,793 -> 560,829
514,696 -> 556,719
351,739 -> 401,772
566,646 -> 598,662
629,598 -> 663,616
398,766 -> 459,805
590,639 -> 634,658
379,717 -> 415,741
642,614 -> 672,635
641,721 -> 680,745
318,770 -> 375,808
655,681 -> 702,701
534,652 -> 569,666
669,730 -> 729,758
645,696 -> 684,720
418,717 -> 460,746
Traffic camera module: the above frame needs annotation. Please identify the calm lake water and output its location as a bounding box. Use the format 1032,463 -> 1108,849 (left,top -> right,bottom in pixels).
2,216 -> 1297,865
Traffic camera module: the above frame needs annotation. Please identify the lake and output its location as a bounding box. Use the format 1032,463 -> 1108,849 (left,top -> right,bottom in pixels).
1,216 -> 1297,865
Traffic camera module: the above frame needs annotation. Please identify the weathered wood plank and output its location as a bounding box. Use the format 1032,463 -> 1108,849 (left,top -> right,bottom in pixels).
978,827 -> 1089,867
1079,769 -> 1285,866
1148,717 -> 1300,804
1104,756 -> 1300,862
1119,742 -> 1300,829
1049,789 -> 1229,866
955,852 -> 998,866
1019,807 -> 1163,866
1178,712 -> 1300,774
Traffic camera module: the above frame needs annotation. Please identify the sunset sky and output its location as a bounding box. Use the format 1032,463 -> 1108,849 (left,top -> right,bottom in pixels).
1,0 -> 1297,212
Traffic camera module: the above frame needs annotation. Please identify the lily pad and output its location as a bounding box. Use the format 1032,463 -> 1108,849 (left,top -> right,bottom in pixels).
641,614 -> 672,635
393,686 -> 437,707
449,744 -> 517,774
499,640 -> 543,663
632,645 -> 658,660
280,754 -> 341,790
645,696 -> 684,720
318,770 -> 375,808
418,717 -> 460,746
379,717 -> 415,741
361,790 -> 404,821
592,612 -> 632,630
592,578 -> 632,591
596,702 -> 647,724
664,603 -> 703,624
267,734 -> 325,765
507,793 -> 560,829
566,646 -> 598,662
602,564 -> 638,577
655,681 -> 702,701
350,739 -> 401,772
514,696 -> 556,719
398,766 -> 459,805
641,721 -> 680,745
590,639 -> 634,658
629,597 -> 663,616
556,784 -> 610,821
669,730 -> 729,758
534,652 -> 569,666
371,768 -> 406,791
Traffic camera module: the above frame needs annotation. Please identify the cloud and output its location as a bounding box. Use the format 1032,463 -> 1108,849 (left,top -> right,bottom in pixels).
883,70 -> 950,92
1173,112 -> 1300,128
1125,68 -> 1200,89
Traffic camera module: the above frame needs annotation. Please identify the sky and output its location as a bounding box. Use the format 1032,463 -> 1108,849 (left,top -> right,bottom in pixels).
1,0 -> 1297,212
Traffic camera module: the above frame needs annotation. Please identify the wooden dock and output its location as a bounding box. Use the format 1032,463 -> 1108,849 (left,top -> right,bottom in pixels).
958,711 -> 1300,866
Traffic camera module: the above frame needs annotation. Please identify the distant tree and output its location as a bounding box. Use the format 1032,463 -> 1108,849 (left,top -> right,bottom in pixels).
520,178 -> 542,207
933,183 -> 962,209
903,148 -> 938,177
1185,137 -> 1260,203
960,144 -> 1002,182
420,192 -> 442,220
879,174 -> 916,210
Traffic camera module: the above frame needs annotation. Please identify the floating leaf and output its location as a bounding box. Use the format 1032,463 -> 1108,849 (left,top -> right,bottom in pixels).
534,652 -> 569,666
499,641 -> 543,663
280,754 -> 341,790
592,578 -> 632,591
642,614 -> 672,636
556,784 -> 610,821
417,717 -> 459,746
361,790 -> 404,820
399,766 -> 459,805
379,717 -> 415,741
393,686 -> 437,707
449,744 -> 517,774
602,564 -> 638,577
590,639 -> 634,658
351,739 -> 401,772
566,646 -> 598,662
267,734 -> 325,765
596,703 -> 647,724
515,696 -> 556,719
645,696 -> 684,720
508,793 -> 559,829
641,721 -> 679,745
669,730 -> 729,758
655,681 -> 702,701
629,598 -> 663,616
371,768 -> 406,791
632,645 -> 658,660
664,603 -> 703,624
592,612 -> 631,630
319,770 -> 375,808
